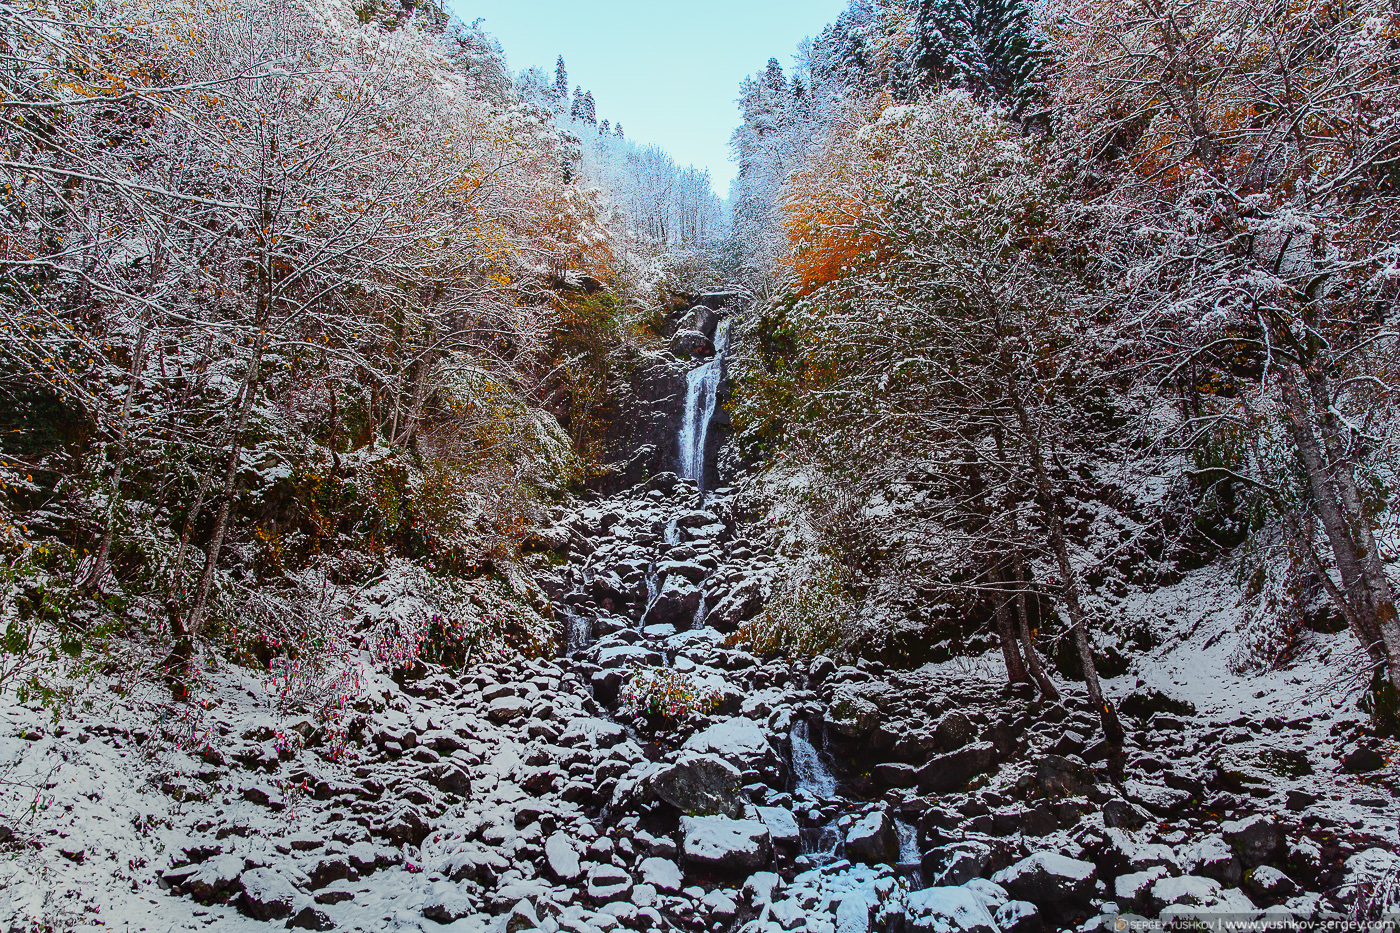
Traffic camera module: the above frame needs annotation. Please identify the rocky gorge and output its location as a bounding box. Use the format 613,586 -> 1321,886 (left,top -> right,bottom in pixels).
1,297 -> 1397,933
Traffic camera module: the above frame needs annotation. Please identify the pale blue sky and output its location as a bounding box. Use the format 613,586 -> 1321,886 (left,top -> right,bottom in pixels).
447,0 -> 851,197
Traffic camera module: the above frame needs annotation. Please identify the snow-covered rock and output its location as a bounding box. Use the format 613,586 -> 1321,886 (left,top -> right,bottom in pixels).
905,885 -> 999,933
844,807 -> 898,865
638,857 -> 683,893
544,831 -> 582,881
681,717 -> 774,772
992,851 -> 1098,909
648,752 -> 745,817
680,815 -> 773,873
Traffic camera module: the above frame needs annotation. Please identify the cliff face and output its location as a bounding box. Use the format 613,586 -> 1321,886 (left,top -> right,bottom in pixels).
589,292 -> 749,496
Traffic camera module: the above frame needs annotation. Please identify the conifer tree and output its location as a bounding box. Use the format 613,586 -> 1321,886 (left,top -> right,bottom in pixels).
599,119 -> 610,136
554,55 -> 568,100
614,123 -> 624,138
581,91 -> 597,124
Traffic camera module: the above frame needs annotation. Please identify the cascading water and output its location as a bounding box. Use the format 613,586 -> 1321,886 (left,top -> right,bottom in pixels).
563,607 -> 592,653
790,719 -> 838,798
638,519 -> 679,626
677,320 -> 731,491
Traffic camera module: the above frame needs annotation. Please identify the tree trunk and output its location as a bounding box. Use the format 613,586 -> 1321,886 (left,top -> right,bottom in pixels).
1280,365 -> 1400,681
992,566 -> 1030,685
1012,396 -> 1124,745
1010,544 -> 1061,701
179,343 -> 263,667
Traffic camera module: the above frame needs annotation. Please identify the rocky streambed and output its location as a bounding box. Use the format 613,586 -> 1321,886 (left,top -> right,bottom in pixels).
3,471 -> 1397,933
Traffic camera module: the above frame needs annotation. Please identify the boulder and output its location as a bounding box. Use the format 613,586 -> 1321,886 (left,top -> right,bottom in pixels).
836,894 -> 872,933
1179,833 -> 1241,885
935,712 -> 977,751
706,579 -> 765,633
1102,799 -> 1152,830
1123,779 -> 1191,815
1033,755 -> 1094,798
671,328 -> 713,358
992,852 -> 1098,913
872,762 -> 918,788
236,869 -> 301,921
560,717 -> 628,748
288,906 -> 335,930
923,841 -> 992,887
844,807 -> 898,865
649,753 -> 745,817
680,816 -> 772,874
905,885 -> 999,933
1245,865 -> 1298,901
681,717 -> 774,772
486,695 -> 531,723
183,853 -> 245,901
993,900 -> 1042,933
683,305 -> 719,338
586,864 -> 633,902
505,899 -> 540,932
543,832 -> 581,882
638,857 -> 683,892
1340,742 -> 1385,774
755,805 -> 801,850
917,742 -> 998,793
827,690 -> 881,739
420,881 -> 476,924
1149,875 -> 1256,916
1221,814 -> 1281,867
648,576 -> 702,628
1113,866 -> 1170,911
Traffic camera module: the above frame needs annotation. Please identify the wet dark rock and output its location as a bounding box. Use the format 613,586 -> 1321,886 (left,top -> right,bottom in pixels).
922,841 -> 992,886
1102,799 -> 1152,830
1222,814 -> 1281,867
1031,755 -> 1094,798
1339,742 -> 1385,773
649,753 -> 746,817
936,711 -> 977,751
872,762 -> 918,788
844,806 -> 898,865
917,742 -> 998,793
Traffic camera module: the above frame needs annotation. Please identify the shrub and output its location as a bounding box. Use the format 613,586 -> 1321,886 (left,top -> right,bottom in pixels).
732,565 -> 853,659
620,669 -> 722,736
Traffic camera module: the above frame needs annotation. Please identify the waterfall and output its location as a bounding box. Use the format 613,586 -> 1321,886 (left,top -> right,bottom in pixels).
677,319 -> 731,490
789,718 -> 837,798
563,606 -> 591,654
638,519 -> 679,627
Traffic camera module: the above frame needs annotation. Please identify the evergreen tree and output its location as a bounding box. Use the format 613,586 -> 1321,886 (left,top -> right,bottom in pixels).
554,55 -> 568,100
570,85 -> 582,120
614,123 -> 624,138
765,57 -> 785,92
599,119 -> 610,136
581,91 -> 597,124
913,0 -> 1047,112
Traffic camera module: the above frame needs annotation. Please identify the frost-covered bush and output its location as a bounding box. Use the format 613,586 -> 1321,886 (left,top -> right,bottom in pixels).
353,558 -> 555,668
734,563 -> 855,660
619,669 -> 722,736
